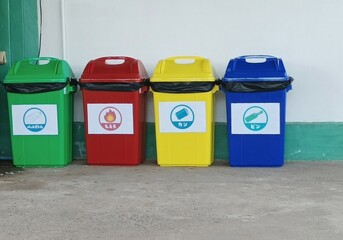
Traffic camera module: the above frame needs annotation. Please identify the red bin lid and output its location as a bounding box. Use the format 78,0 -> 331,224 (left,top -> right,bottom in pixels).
80,56 -> 148,83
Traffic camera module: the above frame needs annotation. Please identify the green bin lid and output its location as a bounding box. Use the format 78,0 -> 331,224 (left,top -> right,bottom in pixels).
3,57 -> 74,83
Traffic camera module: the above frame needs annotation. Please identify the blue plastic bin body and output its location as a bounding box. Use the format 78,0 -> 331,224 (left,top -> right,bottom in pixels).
221,55 -> 292,167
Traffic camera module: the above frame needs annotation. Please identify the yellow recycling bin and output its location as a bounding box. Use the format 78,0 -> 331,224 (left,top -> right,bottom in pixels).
150,56 -> 218,166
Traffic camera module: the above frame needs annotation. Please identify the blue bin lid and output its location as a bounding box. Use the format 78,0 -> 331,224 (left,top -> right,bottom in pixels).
223,55 -> 289,81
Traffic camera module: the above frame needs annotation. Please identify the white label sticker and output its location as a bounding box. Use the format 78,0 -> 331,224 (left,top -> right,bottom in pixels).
12,105 -> 58,135
159,101 -> 206,133
231,103 -> 280,134
87,103 -> 133,134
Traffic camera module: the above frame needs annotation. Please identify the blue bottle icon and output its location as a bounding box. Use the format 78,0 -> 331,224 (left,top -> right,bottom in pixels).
245,110 -> 263,123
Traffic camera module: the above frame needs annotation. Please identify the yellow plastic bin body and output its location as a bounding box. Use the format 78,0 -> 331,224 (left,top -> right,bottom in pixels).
150,56 -> 218,166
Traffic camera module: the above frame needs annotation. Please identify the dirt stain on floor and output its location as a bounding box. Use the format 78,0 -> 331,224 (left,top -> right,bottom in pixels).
0,161 -> 24,177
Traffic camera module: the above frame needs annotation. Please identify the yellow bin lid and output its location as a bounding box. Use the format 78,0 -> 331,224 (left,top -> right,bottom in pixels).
151,56 -> 216,82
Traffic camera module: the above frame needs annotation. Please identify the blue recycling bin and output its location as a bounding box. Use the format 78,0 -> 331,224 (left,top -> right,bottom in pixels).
221,55 -> 293,167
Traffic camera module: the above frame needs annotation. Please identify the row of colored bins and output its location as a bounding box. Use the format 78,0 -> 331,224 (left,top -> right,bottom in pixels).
1,55 -> 293,167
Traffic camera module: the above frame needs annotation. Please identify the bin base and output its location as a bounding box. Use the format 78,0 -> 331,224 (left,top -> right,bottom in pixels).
14,164 -> 70,168
158,164 -> 211,167
87,162 -> 141,166
229,163 -> 284,167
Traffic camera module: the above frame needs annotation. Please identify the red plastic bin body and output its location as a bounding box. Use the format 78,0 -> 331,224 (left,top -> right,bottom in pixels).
80,57 -> 148,165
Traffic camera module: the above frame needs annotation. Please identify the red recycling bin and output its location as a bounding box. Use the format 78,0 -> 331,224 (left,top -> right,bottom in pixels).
80,56 -> 148,165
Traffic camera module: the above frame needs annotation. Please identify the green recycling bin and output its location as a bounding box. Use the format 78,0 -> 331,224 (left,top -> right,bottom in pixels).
3,57 -> 76,167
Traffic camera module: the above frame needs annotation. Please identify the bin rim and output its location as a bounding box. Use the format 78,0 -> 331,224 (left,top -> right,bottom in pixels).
77,79 -> 149,92
222,76 -> 290,82
149,81 -> 218,93
150,75 -> 217,82
2,77 -> 77,94
79,77 -> 145,83
220,76 -> 293,93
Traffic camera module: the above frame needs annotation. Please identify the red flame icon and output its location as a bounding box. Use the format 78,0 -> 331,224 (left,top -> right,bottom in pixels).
104,109 -> 116,122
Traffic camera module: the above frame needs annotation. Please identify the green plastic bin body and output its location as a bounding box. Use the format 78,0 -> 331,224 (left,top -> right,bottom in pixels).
3,58 -> 75,167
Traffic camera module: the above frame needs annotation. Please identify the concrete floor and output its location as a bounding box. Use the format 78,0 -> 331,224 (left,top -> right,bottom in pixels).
1,161 -> 343,240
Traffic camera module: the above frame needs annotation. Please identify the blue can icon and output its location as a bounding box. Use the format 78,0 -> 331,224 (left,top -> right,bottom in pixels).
175,108 -> 189,120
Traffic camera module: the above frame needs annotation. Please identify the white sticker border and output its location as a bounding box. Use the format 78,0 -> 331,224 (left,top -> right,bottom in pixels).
231,102 -> 281,135
158,101 -> 207,133
87,103 -> 134,135
12,104 -> 59,136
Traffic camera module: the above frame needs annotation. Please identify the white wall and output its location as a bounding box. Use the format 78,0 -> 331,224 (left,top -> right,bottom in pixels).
40,0 -> 343,122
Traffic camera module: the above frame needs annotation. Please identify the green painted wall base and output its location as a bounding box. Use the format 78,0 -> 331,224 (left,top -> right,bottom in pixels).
70,122 -> 343,161
2,122 -> 343,161
0,0 -> 38,159
284,123 -> 343,160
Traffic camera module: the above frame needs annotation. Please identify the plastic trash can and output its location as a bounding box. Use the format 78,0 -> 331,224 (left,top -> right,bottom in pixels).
3,57 -> 76,167
150,56 -> 218,166
221,55 -> 293,167
79,56 -> 148,165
